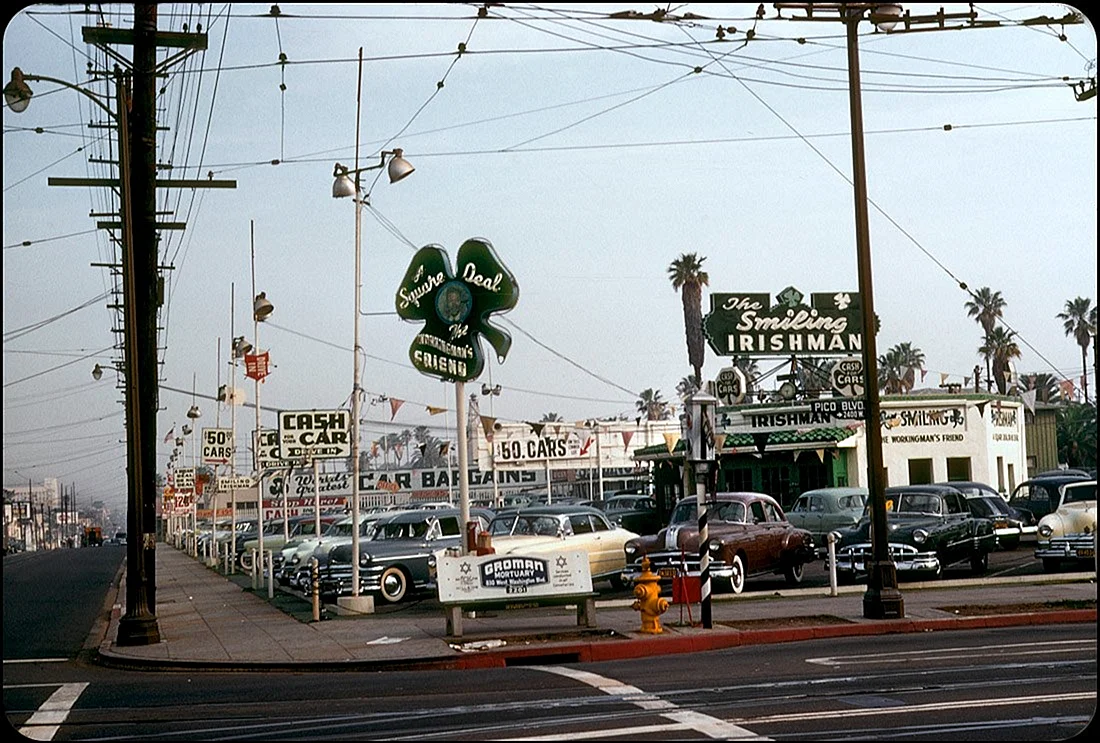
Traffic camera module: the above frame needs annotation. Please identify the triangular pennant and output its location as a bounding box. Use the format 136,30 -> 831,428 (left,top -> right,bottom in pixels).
752,432 -> 769,454
975,401 -> 988,417
713,432 -> 725,453
816,449 -> 825,463
479,415 -> 497,440
426,405 -> 447,415
940,372 -> 949,386
1060,379 -> 1076,399
579,436 -> 593,456
1021,388 -> 1037,415
920,368 -> 928,382
621,430 -> 634,450
439,441 -> 451,456
389,398 -> 405,421
528,422 -> 545,437
662,432 -> 680,454
418,443 -> 427,456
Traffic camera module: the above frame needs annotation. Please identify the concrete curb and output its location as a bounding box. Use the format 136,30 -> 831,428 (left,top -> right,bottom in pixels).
96,608 -> 1096,673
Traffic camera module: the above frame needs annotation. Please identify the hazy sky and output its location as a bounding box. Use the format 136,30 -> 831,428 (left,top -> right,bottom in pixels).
3,3 -> 1096,515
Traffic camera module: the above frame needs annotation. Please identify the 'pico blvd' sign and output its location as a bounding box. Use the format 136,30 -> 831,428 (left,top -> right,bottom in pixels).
277,410 -> 351,460
704,287 -> 863,356
396,238 -> 519,383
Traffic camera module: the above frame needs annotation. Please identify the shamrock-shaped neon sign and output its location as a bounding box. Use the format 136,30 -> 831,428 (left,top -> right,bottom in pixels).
396,238 -> 519,383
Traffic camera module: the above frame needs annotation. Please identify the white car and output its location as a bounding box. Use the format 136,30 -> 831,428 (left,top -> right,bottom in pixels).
1035,480 -> 1096,572
486,505 -> 639,589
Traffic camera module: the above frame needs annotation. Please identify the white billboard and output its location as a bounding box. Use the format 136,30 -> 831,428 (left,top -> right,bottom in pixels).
277,409 -> 351,460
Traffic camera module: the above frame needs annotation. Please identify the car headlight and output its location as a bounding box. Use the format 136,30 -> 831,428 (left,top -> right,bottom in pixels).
708,541 -> 721,553
427,554 -> 437,569
358,552 -> 372,567
1037,524 -> 1053,538
624,544 -> 638,557
912,529 -> 929,544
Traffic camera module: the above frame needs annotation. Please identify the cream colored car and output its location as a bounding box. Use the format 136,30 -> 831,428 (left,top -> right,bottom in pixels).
1035,480 -> 1096,572
486,505 -> 639,589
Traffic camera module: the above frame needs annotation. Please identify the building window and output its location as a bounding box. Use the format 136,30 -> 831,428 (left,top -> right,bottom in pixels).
996,456 -> 1005,493
1007,463 -> 1015,495
726,467 -> 754,492
761,466 -> 790,506
908,459 -> 933,485
946,457 -> 971,482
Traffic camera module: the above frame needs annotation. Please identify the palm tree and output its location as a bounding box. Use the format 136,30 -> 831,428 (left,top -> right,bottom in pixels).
796,357 -> 835,398
877,343 -> 924,393
979,327 -> 1021,395
636,388 -> 670,421
965,287 -> 1006,390
539,412 -> 562,422
1057,297 -> 1096,404
410,425 -> 447,468
1021,372 -> 1062,403
668,253 -> 709,386
676,374 -> 700,400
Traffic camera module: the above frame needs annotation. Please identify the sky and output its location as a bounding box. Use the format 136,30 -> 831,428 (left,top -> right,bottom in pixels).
3,3 -> 1096,517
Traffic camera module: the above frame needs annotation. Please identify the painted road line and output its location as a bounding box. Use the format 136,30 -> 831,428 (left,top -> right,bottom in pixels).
524,666 -> 767,740
18,682 -> 89,741
806,639 -> 1095,667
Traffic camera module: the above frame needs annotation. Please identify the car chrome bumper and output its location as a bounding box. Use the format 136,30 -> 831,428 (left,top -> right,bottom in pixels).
1035,535 -> 1096,560
831,542 -> 940,574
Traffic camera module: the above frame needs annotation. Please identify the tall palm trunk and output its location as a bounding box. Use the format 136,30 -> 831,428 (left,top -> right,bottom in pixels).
682,282 -> 704,384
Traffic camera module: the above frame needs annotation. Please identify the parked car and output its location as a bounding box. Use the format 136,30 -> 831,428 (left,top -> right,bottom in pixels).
786,487 -> 867,548
831,484 -> 996,581
602,494 -> 663,536
1008,474 -> 1093,533
319,508 -> 494,603
1035,480 -> 1096,572
284,514 -> 382,590
936,480 -> 1003,500
623,492 -> 816,594
487,505 -> 639,589
270,515 -> 341,581
964,494 -> 1028,550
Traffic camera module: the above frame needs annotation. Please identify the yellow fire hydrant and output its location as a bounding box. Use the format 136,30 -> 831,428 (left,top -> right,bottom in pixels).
632,556 -> 670,634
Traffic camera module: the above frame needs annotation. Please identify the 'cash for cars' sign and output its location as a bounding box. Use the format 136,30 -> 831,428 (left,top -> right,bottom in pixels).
201,428 -> 233,466
253,428 -> 283,469
278,410 -> 351,460
436,550 -> 592,603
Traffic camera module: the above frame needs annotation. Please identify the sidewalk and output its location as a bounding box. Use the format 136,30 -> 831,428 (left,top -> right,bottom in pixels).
96,545 -> 1097,672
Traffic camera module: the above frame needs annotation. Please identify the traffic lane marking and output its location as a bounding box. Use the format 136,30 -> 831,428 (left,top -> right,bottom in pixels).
806,638 -> 1095,667
519,666 -> 767,740
17,682 -> 89,741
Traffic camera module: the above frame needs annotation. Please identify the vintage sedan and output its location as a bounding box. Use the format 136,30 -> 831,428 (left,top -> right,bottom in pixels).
1008,474 -> 1092,533
964,494 -> 1030,550
319,508 -> 493,603
1035,479 -> 1096,572
602,494 -> 663,536
284,513 -> 381,590
486,505 -> 639,589
832,485 -> 996,580
786,487 -> 867,548
622,492 -> 816,594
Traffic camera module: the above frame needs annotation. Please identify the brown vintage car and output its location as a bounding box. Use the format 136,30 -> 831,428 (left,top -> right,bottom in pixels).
622,492 -> 816,594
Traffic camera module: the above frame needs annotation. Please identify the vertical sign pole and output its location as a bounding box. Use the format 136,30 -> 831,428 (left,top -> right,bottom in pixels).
697,469 -> 711,629
456,381 -> 471,554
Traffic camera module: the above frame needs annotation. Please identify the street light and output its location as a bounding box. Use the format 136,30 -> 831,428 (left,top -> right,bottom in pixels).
92,363 -> 104,381
330,47 -> 416,610
250,273 -> 273,588
774,1 -> 911,619
7,58 -> 163,644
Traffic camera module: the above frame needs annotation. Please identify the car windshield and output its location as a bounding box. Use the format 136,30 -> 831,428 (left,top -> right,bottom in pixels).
890,493 -> 943,515
373,519 -> 431,540
605,499 -> 636,512
1063,482 -> 1097,504
488,514 -> 561,536
837,494 -> 865,510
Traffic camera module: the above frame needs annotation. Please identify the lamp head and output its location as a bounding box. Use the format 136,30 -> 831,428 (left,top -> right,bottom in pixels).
871,3 -> 903,32
387,149 -> 415,183
4,68 -> 33,113
331,163 -> 357,199
253,292 -> 274,322
92,363 -> 103,381
187,404 -> 201,420
233,336 -> 253,358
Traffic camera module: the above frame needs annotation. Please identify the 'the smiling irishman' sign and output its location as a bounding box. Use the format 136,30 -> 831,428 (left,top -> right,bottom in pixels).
703,286 -> 864,357
396,239 -> 519,382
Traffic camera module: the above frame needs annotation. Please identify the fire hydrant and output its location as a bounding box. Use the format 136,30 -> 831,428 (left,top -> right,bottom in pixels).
631,556 -> 669,634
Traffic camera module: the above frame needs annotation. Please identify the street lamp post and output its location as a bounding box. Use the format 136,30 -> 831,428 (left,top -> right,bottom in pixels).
250,234 -> 274,589
481,381 -> 502,507
331,46 -> 415,608
774,2 -> 908,619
